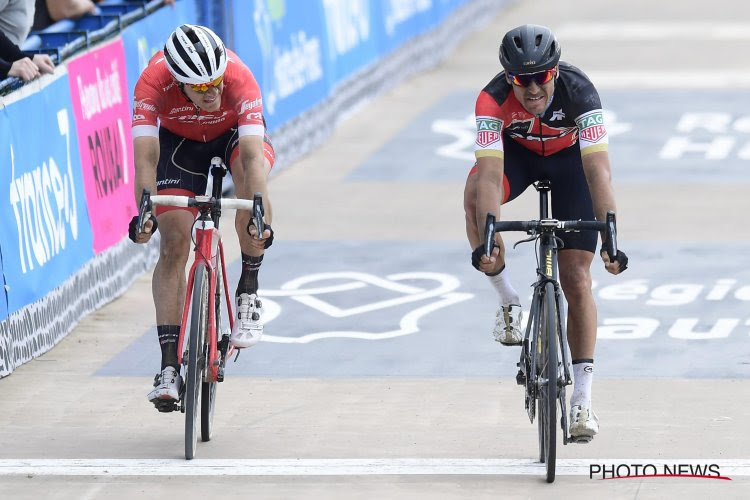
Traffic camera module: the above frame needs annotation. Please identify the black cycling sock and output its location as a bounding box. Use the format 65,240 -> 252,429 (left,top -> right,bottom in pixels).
157,325 -> 180,370
236,253 -> 263,297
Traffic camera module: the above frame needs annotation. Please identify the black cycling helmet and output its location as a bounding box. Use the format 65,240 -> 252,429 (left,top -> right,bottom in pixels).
499,24 -> 560,74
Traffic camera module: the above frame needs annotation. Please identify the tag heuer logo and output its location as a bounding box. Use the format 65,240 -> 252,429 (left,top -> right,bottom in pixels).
477,130 -> 500,147
579,125 -> 606,143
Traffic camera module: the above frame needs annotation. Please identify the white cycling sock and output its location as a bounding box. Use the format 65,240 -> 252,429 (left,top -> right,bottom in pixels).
571,360 -> 594,408
487,268 -> 520,306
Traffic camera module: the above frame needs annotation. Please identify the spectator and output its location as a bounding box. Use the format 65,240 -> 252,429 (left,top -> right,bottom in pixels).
0,29 -> 53,81
32,0 -> 97,31
32,0 -> 175,31
0,0 -> 35,45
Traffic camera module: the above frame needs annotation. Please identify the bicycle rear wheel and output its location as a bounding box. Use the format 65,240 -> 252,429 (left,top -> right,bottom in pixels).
537,282 -> 558,483
201,263 -> 222,442
185,264 -> 208,460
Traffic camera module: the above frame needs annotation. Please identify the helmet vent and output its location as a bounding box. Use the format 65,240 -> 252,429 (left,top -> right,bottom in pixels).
512,36 -> 522,49
535,34 -> 543,47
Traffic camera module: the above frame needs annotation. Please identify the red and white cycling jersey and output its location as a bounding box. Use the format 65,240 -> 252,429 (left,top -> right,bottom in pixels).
474,62 -> 608,160
132,49 -> 264,143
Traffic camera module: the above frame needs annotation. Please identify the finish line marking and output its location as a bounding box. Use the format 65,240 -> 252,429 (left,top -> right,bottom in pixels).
0,459 -> 748,476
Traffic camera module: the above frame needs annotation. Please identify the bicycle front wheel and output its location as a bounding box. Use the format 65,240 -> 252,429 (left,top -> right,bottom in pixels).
201,262 -> 222,442
537,281 -> 558,483
185,264 -> 209,460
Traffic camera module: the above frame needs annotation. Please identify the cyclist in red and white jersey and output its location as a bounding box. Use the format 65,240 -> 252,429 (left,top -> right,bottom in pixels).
128,24 -> 275,409
463,24 -> 629,442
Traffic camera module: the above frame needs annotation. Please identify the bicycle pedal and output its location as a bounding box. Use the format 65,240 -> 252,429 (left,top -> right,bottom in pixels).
515,369 -> 526,385
569,435 -> 593,444
152,399 -> 179,413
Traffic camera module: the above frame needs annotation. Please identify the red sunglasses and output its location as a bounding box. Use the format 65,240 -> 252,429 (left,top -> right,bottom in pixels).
508,68 -> 557,87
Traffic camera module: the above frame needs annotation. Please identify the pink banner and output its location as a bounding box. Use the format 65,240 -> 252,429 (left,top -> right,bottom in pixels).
68,38 -> 136,254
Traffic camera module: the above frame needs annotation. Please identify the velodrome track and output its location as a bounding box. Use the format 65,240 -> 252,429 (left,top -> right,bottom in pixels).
2,0 -> 750,498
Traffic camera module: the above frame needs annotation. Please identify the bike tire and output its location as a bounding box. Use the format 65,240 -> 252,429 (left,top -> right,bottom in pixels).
185,264 -> 208,460
538,282 -> 558,483
201,263 -> 221,442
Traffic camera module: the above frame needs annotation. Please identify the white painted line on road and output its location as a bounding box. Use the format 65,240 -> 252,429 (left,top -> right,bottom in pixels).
557,23 -> 750,40
0,459 -> 748,476
588,72 -> 750,89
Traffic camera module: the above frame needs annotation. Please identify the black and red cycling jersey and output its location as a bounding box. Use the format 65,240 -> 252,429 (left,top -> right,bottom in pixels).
473,61 -> 608,160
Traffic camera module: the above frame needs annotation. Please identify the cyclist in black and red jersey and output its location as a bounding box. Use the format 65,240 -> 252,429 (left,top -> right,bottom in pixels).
128,25 -> 275,410
463,24 -> 629,442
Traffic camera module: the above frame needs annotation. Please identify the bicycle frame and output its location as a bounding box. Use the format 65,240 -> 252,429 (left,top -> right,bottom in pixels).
176,217 -> 235,383
523,182 -> 572,397
175,165 -> 237,384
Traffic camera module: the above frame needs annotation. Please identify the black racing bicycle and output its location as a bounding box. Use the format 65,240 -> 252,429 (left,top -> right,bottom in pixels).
484,180 -> 618,483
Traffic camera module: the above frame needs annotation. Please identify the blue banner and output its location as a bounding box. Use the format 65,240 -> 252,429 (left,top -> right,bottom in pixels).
232,0 -> 330,131
373,0 -> 440,55
121,0 -> 198,104
230,0 -> 470,132
0,245 -> 7,321
320,0 -> 380,86
0,75 -> 95,313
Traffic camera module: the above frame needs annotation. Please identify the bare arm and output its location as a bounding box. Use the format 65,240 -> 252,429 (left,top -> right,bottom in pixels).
474,155 -> 506,272
234,135 -> 270,221
474,156 -> 504,241
133,136 -> 159,205
582,150 -> 625,273
46,0 -> 97,21
581,150 -> 616,228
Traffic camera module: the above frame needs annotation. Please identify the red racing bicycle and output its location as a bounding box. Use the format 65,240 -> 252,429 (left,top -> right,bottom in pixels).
137,157 -> 265,460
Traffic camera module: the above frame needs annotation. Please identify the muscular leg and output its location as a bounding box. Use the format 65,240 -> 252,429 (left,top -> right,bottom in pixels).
152,209 -> 196,325
558,249 -> 597,359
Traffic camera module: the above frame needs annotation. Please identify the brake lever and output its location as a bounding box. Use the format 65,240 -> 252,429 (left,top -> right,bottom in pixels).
512,232 -> 538,249
252,192 -> 264,240
137,188 -> 152,233
484,213 -> 496,257
605,211 -> 617,261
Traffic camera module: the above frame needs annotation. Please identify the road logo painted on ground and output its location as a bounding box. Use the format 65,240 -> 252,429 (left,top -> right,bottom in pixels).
257,272 -> 473,343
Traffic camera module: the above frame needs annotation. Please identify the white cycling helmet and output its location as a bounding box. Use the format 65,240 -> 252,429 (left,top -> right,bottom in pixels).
164,24 -> 228,85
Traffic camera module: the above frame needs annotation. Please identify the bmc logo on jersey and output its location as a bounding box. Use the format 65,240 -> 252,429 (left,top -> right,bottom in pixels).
476,116 -> 502,147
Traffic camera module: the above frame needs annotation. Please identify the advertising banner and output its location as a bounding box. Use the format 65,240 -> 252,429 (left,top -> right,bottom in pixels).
320,0 -> 380,86
121,1 -> 198,103
0,247 -> 7,321
373,0 -> 439,54
232,0 -> 330,131
0,74 -> 94,314
67,39 -> 136,253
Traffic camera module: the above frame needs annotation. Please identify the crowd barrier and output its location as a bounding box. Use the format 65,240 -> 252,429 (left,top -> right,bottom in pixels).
0,0 -> 510,377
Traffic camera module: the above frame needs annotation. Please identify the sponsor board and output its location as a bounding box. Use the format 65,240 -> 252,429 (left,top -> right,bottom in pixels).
0,75 -> 94,313
67,39 -> 136,253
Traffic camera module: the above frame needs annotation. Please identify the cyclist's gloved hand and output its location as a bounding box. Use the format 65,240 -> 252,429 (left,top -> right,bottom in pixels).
472,244 -> 504,275
128,215 -> 158,244
600,248 -> 628,274
247,222 -> 274,249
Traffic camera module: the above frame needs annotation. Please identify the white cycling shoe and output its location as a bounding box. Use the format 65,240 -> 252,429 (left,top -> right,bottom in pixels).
147,366 -> 181,409
569,405 -> 599,443
493,304 -> 523,345
230,293 -> 264,348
